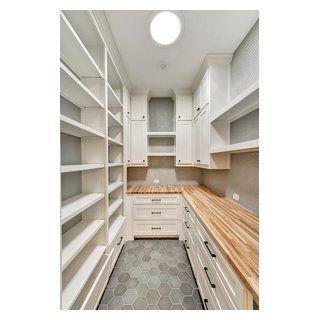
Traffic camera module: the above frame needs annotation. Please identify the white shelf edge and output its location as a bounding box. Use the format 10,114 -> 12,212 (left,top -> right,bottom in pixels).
210,139 -> 259,154
108,137 -> 123,146
147,132 -> 176,137
61,245 -> 106,309
108,215 -> 126,246
107,110 -> 123,127
107,83 -> 123,109
147,153 -> 176,157
108,181 -> 124,194
61,164 -> 105,173
60,115 -> 105,138
61,193 -> 105,225
60,12 -> 104,79
62,220 -> 105,271
60,62 -> 104,108
108,198 -> 124,218
210,81 -> 259,123
107,163 -> 124,167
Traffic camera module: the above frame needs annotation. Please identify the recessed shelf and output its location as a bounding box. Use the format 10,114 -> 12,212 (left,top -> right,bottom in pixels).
60,13 -> 104,79
62,220 -> 105,271
108,110 -> 123,127
147,153 -> 176,157
210,139 -> 259,154
60,115 -> 105,138
108,215 -> 126,246
107,163 -> 124,167
108,181 -> 124,194
62,245 -> 106,309
147,132 -> 176,137
107,83 -> 123,109
60,62 -> 104,108
108,137 -> 123,146
61,164 -> 104,173
108,198 -> 124,218
61,193 -> 104,225
210,81 -> 259,123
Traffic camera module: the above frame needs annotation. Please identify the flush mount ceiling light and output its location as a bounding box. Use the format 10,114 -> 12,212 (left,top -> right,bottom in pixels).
149,11 -> 182,46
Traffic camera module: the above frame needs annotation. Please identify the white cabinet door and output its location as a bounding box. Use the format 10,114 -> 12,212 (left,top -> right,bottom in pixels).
193,116 -> 201,165
131,120 -> 147,165
193,86 -> 201,119
130,95 -> 147,120
176,96 -> 192,121
125,115 -> 131,166
176,121 -> 192,165
200,106 -> 209,165
200,69 -> 210,109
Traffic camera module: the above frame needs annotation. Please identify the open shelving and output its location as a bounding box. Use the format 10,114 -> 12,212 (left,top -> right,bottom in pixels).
108,198 -> 124,218
60,115 -> 105,138
61,193 -> 105,225
60,62 -> 104,108
61,164 -> 104,173
108,110 -> 123,127
211,139 -> 259,154
107,83 -> 123,109
107,52 -> 123,103
107,163 -> 123,167
148,152 -> 176,157
108,215 -> 126,246
147,132 -> 176,137
60,12 -> 104,79
61,219 -> 105,271
62,245 -> 106,309
108,137 -> 123,146
108,181 -> 124,194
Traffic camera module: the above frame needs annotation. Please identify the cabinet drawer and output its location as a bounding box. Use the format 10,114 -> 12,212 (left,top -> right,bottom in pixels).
182,198 -> 196,226
197,237 -> 236,310
133,205 -> 179,220
108,223 -> 125,270
183,210 -> 195,245
197,267 -> 218,310
133,220 -> 179,236
197,221 -> 244,308
133,195 -> 180,205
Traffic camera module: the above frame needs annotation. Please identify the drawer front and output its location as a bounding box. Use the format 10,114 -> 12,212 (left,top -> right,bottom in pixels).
182,198 -> 196,226
197,221 -> 244,308
108,223 -> 125,269
133,220 -> 179,236
133,195 -> 180,205
133,205 -> 179,220
197,267 -> 218,310
184,227 -> 196,271
197,237 -> 236,310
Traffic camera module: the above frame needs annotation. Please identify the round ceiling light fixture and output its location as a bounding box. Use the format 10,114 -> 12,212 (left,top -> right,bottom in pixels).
149,11 -> 182,46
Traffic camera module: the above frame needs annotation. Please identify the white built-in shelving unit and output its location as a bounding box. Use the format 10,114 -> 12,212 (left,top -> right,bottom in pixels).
60,10 -> 126,310
210,81 -> 259,154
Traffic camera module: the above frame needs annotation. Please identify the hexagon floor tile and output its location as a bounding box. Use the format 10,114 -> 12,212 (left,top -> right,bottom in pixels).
97,240 -> 204,310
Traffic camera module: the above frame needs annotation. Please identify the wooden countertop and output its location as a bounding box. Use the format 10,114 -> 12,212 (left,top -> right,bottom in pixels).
127,184 -> 259,304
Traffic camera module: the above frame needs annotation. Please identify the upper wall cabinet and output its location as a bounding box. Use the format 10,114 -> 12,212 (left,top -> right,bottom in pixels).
130,95 -> 148,120
176,121 -> 192,166
131,120 -> 147,165
200,69 -> 210,109
192,86 -> 201,119
175,95 -> 192,121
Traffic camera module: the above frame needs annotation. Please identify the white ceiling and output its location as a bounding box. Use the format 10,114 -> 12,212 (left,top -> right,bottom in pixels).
105,10 -> 258,97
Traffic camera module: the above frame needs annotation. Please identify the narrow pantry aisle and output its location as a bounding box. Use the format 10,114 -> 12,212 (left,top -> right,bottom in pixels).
98,240 -> 203,310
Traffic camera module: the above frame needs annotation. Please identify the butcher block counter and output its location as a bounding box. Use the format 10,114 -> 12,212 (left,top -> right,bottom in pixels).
127,184 -> 259,304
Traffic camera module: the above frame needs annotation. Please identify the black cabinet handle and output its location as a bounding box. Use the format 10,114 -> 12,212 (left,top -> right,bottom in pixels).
184,240 -> 189,249
151,211 -> 161,215
178,115 -> 181,118
184,221 -> 189,229
117,236 -> 123,246
151,227 -> 161,230
151,198 -> 161,202
197,160 -> 200,162
197,107 -> 200,111
204,241 -> 216,258
184,206 -> 189,212
142,159 -> 145,162
203,299 -> 209,310
142,115 -> 145,119
204,267 -> 216,288
128,160 -> 130,162
178,160 -> 181,162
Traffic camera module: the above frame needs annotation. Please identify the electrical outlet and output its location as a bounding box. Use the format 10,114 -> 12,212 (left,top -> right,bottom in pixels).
154,179 -> 160,184
232,193 -> 240,201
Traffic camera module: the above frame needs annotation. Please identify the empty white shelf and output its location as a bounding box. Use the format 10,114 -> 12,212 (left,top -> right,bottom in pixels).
60,115 -> 105,138
61,193 -> 104,225
108,163 -> 124,167
148,153 -> 176,157
108,137 -> 123,146
108,110 -> 123,127
147,132 -> 176,137
60,62 -> 104,108
211,81 -> 259,123
61,164 -> 104,173
108,181 -> 124,194
108,199 -> 124,218
60,13 -> 104,79
107,83 -> 123,109
62,245 -> 106,309
62,220 -> 104,271
108,215 -> 126,245
211,139 -> 259,154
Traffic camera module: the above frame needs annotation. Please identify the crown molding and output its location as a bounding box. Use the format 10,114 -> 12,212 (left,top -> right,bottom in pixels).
91,11 -> 132,92
192,53 -> 233,92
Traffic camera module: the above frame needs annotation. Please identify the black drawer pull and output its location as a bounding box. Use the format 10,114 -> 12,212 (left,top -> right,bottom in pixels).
184,206 -> 189,212
204,267 -> 216,288
196,159 -> 200,162
204,241 -> 216,258
151,211 -> 161,215
151,198 -> 161,202
197,107 -> 200,111
151,227 -> 161,230
184,221 -> 189,229
117,236 -> 123,246
203,299 -> 209,310
184,240 -> 189,249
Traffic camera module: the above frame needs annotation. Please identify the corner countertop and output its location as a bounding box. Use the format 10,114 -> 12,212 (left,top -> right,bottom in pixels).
127,184 -> 259,304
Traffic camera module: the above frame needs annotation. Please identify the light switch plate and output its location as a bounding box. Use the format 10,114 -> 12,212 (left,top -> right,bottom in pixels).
154,179 -> 160,184
232,193 -> 240,201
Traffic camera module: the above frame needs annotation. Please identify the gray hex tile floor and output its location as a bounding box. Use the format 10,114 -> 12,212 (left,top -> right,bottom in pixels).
98,239 -> 203,310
